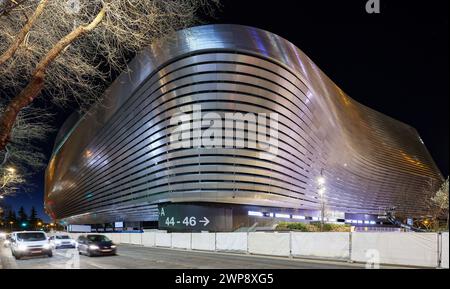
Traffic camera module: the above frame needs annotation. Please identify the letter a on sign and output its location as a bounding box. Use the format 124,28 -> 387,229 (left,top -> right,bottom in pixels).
160,208 -> 165,217
366,0 -> 381,14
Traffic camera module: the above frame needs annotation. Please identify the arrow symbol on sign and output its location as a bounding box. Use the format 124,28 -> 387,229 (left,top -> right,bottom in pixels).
199,217 -> 210,227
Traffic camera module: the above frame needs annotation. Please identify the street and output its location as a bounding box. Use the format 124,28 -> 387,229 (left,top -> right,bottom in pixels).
0,243 -> 407,269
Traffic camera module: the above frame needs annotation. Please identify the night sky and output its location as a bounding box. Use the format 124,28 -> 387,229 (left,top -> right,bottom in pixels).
3,0 -> 448,222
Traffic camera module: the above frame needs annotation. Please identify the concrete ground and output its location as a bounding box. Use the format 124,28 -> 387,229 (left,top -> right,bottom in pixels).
0,243 -> 404,269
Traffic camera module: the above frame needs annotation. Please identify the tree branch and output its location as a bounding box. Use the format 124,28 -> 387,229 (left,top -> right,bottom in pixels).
35,6 -> 106,73
0,0 -> 28,17
0,0 -> 48,66
0,6 -> 106,152
1,144 -> 10,166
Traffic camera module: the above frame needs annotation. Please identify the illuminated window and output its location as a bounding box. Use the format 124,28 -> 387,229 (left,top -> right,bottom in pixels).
248,211 -> 263,217
275,213 -> 290,219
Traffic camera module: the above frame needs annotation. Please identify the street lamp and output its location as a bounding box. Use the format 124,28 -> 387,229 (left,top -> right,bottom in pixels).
9,221 -> 13,232
1,167 -> 17,200
317,176 -> 326,186
318,187 -> 326,196
317,169 -> 326,232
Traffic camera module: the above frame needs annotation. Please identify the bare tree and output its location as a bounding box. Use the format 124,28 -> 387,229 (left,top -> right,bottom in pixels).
0,0 -> 29,17
0,102 -> 52,198
0,0 -> 218,151
431,178 -> 449,230
1,166 -> 25,196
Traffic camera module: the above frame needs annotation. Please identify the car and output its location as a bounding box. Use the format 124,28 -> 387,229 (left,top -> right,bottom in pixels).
49,235 -> 76,249
10,231 -> 53,260
77,234 -> 117,257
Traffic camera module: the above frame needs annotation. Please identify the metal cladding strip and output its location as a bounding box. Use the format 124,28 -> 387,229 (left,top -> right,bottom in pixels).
63,204 -> 160,225
44,24 -> 443,223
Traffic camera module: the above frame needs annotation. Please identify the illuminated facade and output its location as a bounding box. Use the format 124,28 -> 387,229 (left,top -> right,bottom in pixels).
45,25 -> 442,230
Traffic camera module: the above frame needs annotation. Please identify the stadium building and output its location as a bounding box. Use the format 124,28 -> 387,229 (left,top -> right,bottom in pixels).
45,25 -> 442,232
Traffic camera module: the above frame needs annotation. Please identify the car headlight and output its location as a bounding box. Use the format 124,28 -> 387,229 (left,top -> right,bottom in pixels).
89,245 -> 99,250
111,245 -> 116,249
17,244 -> 28,251
43,243 -> 51,250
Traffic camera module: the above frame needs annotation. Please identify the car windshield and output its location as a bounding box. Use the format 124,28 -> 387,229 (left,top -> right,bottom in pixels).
56,236 -> 70,240
17,233 -> 46,241
87,235 -> 110,242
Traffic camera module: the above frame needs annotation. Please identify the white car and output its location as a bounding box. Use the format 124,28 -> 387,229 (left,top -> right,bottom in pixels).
49,235 -> 76,249
10,231 -> 53,260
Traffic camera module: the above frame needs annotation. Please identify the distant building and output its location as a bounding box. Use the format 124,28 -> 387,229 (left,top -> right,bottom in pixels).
45,25 -> 442,232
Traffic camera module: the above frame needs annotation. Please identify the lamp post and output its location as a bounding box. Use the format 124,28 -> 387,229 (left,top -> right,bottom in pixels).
9,221 -> 13,232
317,169 -> 326,232
1,167 -> 17,200
6,167 -> 16,174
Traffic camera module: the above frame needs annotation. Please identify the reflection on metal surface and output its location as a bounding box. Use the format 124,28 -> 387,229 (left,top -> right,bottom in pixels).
45,24 -> 442,225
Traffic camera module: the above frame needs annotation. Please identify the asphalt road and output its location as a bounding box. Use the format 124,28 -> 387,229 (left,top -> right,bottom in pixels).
0,243 -> 396,269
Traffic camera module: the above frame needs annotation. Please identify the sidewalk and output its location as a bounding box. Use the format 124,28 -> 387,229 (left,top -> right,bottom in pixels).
0,244 -> 18,269
0,245 -> 5,269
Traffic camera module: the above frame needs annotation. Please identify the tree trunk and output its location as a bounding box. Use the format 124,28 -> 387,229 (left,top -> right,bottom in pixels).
0,71 -> 45,150
0,6 -> 106,152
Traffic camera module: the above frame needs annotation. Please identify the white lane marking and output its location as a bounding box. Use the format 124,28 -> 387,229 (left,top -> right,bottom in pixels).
82,260 -> 109,269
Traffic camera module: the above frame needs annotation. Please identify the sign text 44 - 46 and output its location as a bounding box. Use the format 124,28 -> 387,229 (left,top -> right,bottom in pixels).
158,204 -> 233,232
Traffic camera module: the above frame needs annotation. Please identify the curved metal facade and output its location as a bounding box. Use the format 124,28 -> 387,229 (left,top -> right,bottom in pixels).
45,24 -> 442,224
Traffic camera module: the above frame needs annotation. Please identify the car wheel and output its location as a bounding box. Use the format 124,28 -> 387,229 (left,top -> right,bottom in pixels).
87,250 -> 93,257
14,253 -> 21,260
48,251 -> 53,258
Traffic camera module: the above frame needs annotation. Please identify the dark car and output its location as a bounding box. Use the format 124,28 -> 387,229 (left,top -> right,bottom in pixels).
77,234 -> 117,257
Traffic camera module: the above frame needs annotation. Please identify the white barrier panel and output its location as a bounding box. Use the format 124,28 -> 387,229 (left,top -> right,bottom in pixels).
291,232 -> 350,259
441,233 -> 449,269
120,233 -> 131,244
191,233 -> 216,251
248,232 -> 290,257
216,233 -> 248,252
130,234 -> 142,245
172,233 -> 191,250
103,233 -> 112,241
69,233 -> 81,240
110,234 -> 121,244
142,232 -> 156,247
155,233 -> 172,248
351,233 -> 439,267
